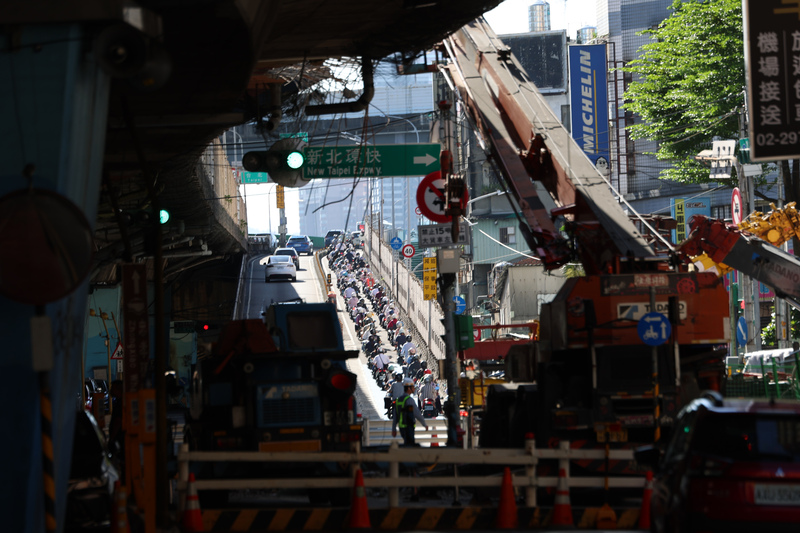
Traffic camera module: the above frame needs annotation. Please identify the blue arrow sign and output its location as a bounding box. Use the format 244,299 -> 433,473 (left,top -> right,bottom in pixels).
736,316 -> 748,345
453,296 -> 466,315
638,312 -> 671,346
390,237 -> 403,250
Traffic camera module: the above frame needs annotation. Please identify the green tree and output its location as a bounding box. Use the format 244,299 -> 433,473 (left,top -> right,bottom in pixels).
761,308 -> 800,347
621,0 -> 745,186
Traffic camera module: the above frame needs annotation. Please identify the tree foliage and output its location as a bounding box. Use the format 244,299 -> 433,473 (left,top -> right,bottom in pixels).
621,0 -> 745,185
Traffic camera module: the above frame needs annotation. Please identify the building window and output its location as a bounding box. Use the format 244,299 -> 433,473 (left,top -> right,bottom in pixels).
561,105 -> 570,132
500,226 -> 516,244
711,204 -> 731,222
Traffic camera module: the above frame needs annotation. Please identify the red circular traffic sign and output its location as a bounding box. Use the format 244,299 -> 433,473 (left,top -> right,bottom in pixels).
415,206 -> 422,216
731,187 -> 742,225
401,243 -> 415,258
473,328 -> 481,341
415,171 -> 469,223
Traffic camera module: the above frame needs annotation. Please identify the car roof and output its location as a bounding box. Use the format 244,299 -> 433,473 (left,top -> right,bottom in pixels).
268,255 -> 292,262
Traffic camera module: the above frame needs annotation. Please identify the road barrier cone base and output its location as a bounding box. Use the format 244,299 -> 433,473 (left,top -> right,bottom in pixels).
638,471 -> 653,530
347,469 -> 371,530
495,467 -> 518,529
596,503 -> 617,529
182,473 -> 204,532
550,468 -> 574,529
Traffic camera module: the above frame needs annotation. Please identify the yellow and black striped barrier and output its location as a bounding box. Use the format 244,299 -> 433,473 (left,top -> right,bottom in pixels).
40,375 -> 56,533
201,506 -> 642,531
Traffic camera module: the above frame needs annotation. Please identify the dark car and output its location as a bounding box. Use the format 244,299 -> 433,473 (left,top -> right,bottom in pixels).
286,235 -> 314,255
274,247 -> 300,269
65,410 -> 120,532
324,230 -> 342,248
635,391 -> 800,533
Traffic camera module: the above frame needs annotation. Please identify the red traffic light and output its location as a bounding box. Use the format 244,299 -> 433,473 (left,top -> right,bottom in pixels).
203,324 -> 210,331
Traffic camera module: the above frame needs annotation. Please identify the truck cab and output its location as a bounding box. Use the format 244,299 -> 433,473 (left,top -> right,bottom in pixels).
188,302 -> 361,454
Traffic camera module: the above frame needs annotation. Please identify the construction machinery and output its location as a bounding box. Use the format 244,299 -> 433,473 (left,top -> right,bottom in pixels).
440,18 -> 730,456
185,301 -> 361,504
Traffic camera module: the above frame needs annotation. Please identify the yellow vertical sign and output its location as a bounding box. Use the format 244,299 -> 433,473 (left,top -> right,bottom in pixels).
674,199 -> 685,242
276,185 -> 285,209
423,257 -> 437,300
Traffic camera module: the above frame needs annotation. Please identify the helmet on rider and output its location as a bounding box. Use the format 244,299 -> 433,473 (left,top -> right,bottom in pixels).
402,377 -> 414,387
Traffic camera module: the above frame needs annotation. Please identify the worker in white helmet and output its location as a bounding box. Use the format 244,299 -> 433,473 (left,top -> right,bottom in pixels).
391,377 -> 428,446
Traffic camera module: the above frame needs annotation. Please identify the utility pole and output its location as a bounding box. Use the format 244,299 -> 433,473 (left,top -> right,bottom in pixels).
437,250 -> 460,447
734,110 -> 761,353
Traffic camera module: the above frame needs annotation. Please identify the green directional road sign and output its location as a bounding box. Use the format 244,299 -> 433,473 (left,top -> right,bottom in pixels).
240,171 -> 270,184
303,143 -> 440,178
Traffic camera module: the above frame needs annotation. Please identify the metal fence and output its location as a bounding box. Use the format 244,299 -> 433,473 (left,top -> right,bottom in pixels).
724,358 -> 800,400
364,222 -> 445,363
176,439 -> 641,510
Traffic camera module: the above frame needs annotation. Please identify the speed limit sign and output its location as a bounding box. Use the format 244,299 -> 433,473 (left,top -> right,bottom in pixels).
401,244 -> 415,258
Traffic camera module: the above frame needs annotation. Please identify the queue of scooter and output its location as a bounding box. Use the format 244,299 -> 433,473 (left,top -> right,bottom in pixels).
325,240 -> 442,419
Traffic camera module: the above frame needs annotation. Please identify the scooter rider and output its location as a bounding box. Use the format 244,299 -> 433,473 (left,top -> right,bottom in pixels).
392,378 -> 428,445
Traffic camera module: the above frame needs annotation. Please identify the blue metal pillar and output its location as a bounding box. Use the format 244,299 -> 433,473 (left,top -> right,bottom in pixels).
0,24 -> 109,533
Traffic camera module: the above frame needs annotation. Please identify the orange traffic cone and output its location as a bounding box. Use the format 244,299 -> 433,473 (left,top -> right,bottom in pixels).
638,471 -> 653,530
182,473 -> 204,532
550,468 -> 573,527
347,468 -> 371,530
495,467 -> 518,529
111,481 -> 130,533
430,432 -> 439,447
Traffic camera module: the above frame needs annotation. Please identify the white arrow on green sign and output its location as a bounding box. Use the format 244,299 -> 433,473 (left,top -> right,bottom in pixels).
303,143 -> 440,178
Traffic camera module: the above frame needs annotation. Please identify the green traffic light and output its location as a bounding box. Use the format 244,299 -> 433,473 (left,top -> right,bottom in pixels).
286,150 -> 304,170
159,209 -> 170,224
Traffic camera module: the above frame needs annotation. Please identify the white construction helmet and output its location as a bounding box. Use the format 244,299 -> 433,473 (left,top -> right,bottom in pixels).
402,377 -> 414,387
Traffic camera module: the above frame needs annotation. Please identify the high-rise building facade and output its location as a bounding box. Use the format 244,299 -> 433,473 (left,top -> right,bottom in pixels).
528,0 -> 551,32
597,0 -> 731,219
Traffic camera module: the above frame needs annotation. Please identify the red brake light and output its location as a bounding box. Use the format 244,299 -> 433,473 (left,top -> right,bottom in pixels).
330,373 -> 353,391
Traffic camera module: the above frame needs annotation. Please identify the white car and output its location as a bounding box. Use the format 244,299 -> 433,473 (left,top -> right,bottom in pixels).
265,255 -> 297,282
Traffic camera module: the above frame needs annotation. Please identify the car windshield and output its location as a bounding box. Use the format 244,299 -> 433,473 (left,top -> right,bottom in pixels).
269,256 -> 292,263
692,413 -> 800,461
288,237 -> 305,242
276,249 -> 296,256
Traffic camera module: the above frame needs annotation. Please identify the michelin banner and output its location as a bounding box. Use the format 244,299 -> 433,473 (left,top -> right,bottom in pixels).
569,44 -> 610,174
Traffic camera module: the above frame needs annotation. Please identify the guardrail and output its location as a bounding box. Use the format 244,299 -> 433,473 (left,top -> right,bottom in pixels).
176,439 -> 642,510
361,418 -> 460,447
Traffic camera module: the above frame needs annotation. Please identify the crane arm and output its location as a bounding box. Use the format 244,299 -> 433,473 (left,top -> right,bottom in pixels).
443,18 -> 653,272
682,215 -> 800,310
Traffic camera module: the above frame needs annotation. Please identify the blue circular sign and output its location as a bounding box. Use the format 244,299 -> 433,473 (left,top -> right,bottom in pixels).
637,312 -> 671,346
453,296 -> 466,315
736,316 -> 748,345
390,237 -> 403,250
